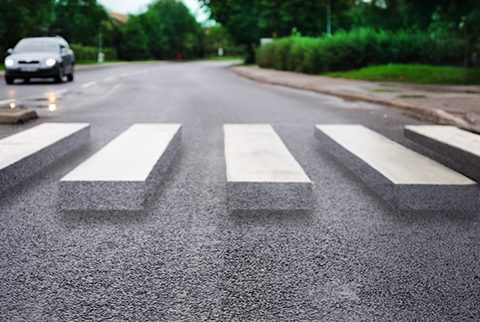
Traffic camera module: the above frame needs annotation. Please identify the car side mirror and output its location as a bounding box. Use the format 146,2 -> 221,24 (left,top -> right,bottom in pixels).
6,48 -> 13,55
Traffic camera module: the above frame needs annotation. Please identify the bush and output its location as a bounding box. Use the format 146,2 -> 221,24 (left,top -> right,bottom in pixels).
256,28 -> 470,74
70,44 -> 117,62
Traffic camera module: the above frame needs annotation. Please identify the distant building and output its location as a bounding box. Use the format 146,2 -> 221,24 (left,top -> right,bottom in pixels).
109,12 -> 128,26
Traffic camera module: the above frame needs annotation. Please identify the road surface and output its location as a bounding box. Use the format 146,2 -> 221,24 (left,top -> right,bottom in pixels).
0,61 -> 478,321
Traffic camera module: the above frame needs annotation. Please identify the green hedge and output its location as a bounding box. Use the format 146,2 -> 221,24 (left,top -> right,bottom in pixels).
70,44 -> 117,62
256,28 -> 469,74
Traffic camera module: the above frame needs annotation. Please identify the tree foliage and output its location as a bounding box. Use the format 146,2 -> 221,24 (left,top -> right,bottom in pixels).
201,0 -> 480,65
1,0 -> 479,66
199,0 -> 351,62
0,0 -> 55,52
51,0 -> 108,46
0,0 -> 204,61
257,28 -> 467,73
119,0 -> 202,60
203,25 -> 244,56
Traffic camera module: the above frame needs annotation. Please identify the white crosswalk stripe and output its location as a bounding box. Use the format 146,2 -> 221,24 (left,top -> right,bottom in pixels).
224,124 -> 312,210
59,123 -> 181,210
2,122 -> 479,211
405,125 -> 480,182
0,122 -> 90,194
315,124 -> 477,210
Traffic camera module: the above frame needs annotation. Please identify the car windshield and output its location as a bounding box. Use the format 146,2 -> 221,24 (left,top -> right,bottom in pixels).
14,40 -> 59,53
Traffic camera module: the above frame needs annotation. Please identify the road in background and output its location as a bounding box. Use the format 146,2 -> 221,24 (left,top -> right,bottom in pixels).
0,62 -> 164,105
0,61 -> 478,321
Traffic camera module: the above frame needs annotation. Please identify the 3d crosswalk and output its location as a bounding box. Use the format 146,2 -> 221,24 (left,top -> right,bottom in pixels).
0,122 -> 90,194
59,124 -> 181,210
314,125 -> 477,210
405,125 -> 480,182
1,122 -> 479,211
224,124 -> 312,210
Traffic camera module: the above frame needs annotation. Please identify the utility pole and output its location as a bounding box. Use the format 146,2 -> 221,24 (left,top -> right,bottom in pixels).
326,0 -> 332,35
98,29 -> 104,63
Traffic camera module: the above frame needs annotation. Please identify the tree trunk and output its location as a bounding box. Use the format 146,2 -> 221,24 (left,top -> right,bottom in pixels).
245,43 -> 256,64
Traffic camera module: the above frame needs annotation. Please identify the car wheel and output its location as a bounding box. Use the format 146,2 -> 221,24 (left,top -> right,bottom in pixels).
67,71 -> 74,82
54,66 -> 64,83
5,76 -> 14,85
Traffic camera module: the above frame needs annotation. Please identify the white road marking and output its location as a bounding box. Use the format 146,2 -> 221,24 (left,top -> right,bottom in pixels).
0,123 -> 90,194
54,88 -> 69,96
405,125 -> 480,181
0,98 -> 15,105
316,124 -> 474,185
81,81 -> 97,89
60,124 -> 182,210
225,124 -> 311,183
224,124 -> 312,210
406,125 -> 480,157
0,123 -> 90,170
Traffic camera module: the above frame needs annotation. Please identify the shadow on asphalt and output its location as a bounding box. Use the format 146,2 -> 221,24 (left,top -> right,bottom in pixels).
58,209 -> 150,226
8,78 -> 66,86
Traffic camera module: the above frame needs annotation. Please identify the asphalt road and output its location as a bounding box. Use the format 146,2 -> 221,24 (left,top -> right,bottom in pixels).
0,61 -> 479,321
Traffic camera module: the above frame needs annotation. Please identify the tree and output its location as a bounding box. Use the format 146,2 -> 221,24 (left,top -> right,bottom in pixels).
51,0 -> 109,46
119,0 -> 202,60
199,0 -> 351,62
144,0 -> 201,58
348,0 -> 480,66
203,25 -> 242,56
117,15 -> 150,60
0,0 -> 55,53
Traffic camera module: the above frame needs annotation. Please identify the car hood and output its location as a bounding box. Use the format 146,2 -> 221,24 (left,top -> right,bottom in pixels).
8,52 -> 60,61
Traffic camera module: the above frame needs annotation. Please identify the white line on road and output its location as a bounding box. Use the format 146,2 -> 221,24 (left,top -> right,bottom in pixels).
54,88 -> 69,96
0,123 -> 90,194
81,81 -> 97,89
224,124 -> 312,210
104,76 -> 117,82
60,123 -> 182,210
0,98 -> 15,105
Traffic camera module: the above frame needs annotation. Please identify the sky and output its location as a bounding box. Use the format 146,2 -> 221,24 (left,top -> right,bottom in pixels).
98,0 -> 209,22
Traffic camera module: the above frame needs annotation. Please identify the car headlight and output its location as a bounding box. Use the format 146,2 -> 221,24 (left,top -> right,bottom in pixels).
46,58 -> 56,67
5,58 -> 14,67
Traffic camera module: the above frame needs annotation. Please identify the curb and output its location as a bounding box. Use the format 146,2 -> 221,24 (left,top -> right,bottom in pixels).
0,107 -> 38,124
74,62 -> 129,72
232,67 -> 473,131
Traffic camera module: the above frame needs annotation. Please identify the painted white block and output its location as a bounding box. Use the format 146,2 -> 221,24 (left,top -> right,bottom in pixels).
405,125 -> 480,181
224,124 -> 312,210
0,122 -> 90,193
59,124 -> 181,210
315,125 -> 477,210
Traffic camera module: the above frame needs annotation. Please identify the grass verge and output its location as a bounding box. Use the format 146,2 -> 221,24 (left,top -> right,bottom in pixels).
325,64 -> 480,85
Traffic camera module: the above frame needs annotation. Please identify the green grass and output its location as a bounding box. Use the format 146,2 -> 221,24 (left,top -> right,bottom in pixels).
325,64 -> 480,85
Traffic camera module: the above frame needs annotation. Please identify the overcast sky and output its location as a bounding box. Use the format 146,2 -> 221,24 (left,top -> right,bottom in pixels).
98,0 -> 208,21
